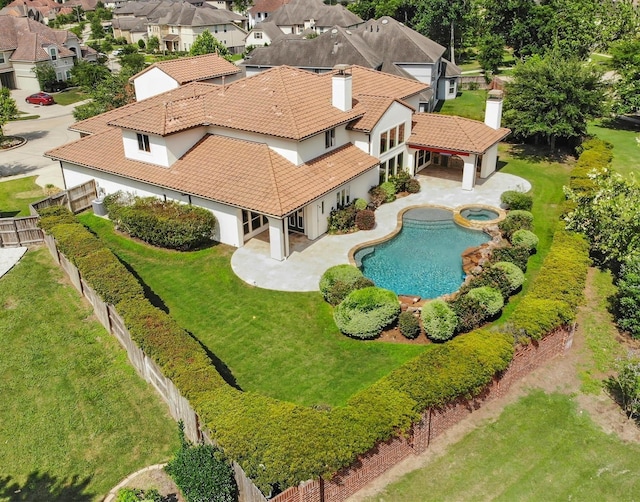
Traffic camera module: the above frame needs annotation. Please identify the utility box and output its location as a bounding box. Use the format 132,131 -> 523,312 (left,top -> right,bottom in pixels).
92,197 -> 107,216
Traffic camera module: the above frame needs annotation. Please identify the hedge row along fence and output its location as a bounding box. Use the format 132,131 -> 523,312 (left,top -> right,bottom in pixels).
37,204 -> 589,497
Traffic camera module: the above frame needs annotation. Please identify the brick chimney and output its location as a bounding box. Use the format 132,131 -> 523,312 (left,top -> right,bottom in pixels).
332,64 -> 352,112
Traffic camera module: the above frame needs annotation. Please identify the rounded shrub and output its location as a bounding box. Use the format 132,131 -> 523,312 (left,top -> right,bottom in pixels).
511,229 -> 539,253
354,198 -> 368,211
368,185 -> 386,208
489,245 -> 530,271
355,209 -> 376,230
319,264 -> 372,306
406,178 -> 421,193
500,190 -> 533,211
460,265 -> 512,299
379,181 -> 396,203
498,210 -> 533,238
466,286 -> 504,317
492,261 -> 525,293
389,170 -> 411,193
449,293 -> 487,333
422,299 -> 457,342
398,311 -> 421,339
334,287 -> 400,339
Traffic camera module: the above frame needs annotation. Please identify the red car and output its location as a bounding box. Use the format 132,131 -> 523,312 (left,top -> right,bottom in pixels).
25,92 -> 55,105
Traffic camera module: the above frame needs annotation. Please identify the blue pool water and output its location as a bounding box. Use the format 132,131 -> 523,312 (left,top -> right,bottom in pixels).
461,207 -> 499,221
354,208 -> 490,298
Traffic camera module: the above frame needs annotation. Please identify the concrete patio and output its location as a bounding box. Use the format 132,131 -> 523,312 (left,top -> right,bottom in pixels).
231,171 -> 531,292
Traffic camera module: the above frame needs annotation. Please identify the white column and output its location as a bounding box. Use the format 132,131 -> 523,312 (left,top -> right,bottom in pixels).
268,217 -> 286,261
480,144 -> 498,178
461,154 -> 477,191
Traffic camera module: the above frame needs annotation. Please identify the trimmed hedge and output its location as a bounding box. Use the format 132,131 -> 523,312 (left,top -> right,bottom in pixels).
500,190 -> 533,211
354,198 -> 368,210
489,245 -> 531,271
334,287 -> 400,339
492,261 -> 525,292
328,204 -> 358,233
449,293 -> 488,333
380,182 -> 396,203
466,286 -> 504,317
422,300 -> 457,342
319,265 -> 373,306
511,229 -> 539,252
406,178 -> 421,194
37,205 -> 78,231
460,265 -> 513,300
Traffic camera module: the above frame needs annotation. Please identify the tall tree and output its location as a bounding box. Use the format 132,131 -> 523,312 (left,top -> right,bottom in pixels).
31,63 -> 57,91
503,54 -> 606,149
477,34 -> 505,75
609,38 -> 640,115
189,30 -> 230,58
0,88 -> 18,146
73,71 -> 135,121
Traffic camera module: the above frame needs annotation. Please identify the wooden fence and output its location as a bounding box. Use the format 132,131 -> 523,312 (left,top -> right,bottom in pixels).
30,179 -> 97,216
42,228 -> 575,502
0,216 -> 43,247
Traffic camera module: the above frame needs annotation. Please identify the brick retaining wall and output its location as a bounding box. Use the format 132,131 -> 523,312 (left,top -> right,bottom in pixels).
273,326 -> 573,502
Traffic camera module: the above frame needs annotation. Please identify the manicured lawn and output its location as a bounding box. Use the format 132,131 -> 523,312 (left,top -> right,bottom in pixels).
370,391 -> 640,502
53,88 -> 87,106
366,391 -> 640,501
0,176 -> 47,217
496,144 -> 573,319
78,214 -> 428,408
0,248 -> 179,501
588,119 -> 640,178
439,89 -> 487,121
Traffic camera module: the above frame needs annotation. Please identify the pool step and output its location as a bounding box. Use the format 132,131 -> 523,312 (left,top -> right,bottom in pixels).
402,218 -> 455,230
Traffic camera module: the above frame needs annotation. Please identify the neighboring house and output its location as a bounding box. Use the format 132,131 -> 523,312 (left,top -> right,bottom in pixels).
244,20 -> 284,47
131,52 -> 241,100
0,0 -> 72,25
113,0 -> 247,53
63,0 -> 98,15
46,65 -> 508,262
0,16 -> 92,90
247,0 -> 288,28
244,16 -> 461,111
266,0 -> 363,35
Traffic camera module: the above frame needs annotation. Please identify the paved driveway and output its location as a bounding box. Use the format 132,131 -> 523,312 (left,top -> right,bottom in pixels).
1,89 -> 82,188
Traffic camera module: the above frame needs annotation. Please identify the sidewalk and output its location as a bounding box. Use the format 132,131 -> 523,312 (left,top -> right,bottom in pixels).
0,247 -> 27,279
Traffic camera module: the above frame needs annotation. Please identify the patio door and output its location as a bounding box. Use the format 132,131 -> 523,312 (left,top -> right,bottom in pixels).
288,209 -> 304,233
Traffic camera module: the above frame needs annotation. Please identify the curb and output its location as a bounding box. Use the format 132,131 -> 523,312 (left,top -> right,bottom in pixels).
0,136 -> 27,152
103,463 -> 167,502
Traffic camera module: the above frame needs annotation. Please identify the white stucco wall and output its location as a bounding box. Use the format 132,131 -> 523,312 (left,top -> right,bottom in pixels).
245,31 -> 271,46
134,67 -> 179,101
122,130 -> 170,166
61,162 -> 243,247
369,101 -> 413,159
165,127 -> 207,164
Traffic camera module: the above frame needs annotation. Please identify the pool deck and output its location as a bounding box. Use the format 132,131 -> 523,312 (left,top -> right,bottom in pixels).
231,172 -> 531,292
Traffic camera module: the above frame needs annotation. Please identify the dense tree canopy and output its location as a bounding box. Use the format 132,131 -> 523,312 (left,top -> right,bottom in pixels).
503,54 -> 606,149
609,38 -> 640,115
0,87 -> 18,144
73,71 -> 135,121
189,30 -> 230,58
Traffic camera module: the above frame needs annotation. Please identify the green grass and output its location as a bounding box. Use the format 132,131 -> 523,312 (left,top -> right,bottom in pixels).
366,390 -> 640,501
53,88 -> 87,106
0,176 -> 47,217
496,144 -> 573,319
78,214 -> 428,407
11,111 -> 40,121
588,119 -> 640,178
438,90 -> 488,121
0,249 -> 179,501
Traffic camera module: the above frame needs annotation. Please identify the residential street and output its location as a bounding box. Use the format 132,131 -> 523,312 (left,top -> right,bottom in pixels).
1,89 -> 81,188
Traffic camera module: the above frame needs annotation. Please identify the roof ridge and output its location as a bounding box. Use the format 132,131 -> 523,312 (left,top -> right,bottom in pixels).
265,146 -> 286,215
274,66 -> 301,139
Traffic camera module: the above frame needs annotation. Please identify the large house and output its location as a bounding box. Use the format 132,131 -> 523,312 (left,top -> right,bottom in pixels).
247,0 -> 362,31
113,0 -> 247,53
244,16 -> 461,111
0,16 -> 95,90
46,64 -> 509,261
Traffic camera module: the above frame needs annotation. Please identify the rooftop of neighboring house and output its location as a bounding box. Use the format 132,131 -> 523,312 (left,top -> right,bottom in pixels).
0,16 -> 77,61
245,17 -> 459,72
248,20 -> 285,42
112,16 -> 148,32
131,53 -> 241,85
268,0 -> 362,28
63,0 -> 99,12
248,0 -> 290,16
0,0 -> 71,19
113,0 -> 245,25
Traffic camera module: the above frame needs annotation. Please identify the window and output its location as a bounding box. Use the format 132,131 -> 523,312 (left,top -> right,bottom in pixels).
379,161 -> 387,184
242,210 -> 268,235
380,131 -> 388,153
397,152 -> 404,170
449,80 -> 456,94
398,123 -> 405,144
389,127 -> 396,149
255,32 -> 263,39
49,48 -> 57,61
136,133 -> 150,152
0,53 -> 5,64
336,187 -> 350,209
325,128 -> 335,149
388,156 -> 396,177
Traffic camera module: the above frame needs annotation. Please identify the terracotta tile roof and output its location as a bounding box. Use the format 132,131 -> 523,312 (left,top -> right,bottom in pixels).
248,0 -> 290,16
408,113 -> 511,155
70,82 -> 216,135
111,66 -> 364,139
349,95 -> 397,133
131,53 -> 240,85
46,131 -> 378,216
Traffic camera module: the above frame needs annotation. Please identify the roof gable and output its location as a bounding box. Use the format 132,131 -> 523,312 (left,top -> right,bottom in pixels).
132,53 -> 240,85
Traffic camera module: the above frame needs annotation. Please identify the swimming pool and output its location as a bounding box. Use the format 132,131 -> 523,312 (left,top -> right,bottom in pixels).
353,207 -> 490,298
461,207 -> 499,221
